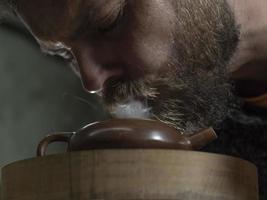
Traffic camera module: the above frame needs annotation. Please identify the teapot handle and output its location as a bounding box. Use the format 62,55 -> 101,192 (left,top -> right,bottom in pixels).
37,132 -> 73,157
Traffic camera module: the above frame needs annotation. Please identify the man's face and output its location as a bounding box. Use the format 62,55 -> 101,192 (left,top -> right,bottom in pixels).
16,0 -> 239,133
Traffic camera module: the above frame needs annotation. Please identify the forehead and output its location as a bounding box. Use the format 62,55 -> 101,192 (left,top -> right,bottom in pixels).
16,0 -> 124,40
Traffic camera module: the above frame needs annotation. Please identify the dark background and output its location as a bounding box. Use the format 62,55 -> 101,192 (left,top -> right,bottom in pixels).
0,22 -> 108,167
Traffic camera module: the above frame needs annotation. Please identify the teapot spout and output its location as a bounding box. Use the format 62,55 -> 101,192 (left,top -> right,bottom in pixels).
188,128 -> 217,150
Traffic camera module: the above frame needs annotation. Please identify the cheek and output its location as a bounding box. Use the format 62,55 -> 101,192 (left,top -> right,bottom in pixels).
118,33 -> 174,78
121,1 -> 176,73
133,36 -> 174,70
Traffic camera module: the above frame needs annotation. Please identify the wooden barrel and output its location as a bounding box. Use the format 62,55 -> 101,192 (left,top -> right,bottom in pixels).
1,150 -> 258,200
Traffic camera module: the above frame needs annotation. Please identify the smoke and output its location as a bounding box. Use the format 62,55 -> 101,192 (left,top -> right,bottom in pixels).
110,97 -> 152,119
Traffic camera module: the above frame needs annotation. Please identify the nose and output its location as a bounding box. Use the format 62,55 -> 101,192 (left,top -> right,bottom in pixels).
73,44 -> 124,94
80,64 -> 123,94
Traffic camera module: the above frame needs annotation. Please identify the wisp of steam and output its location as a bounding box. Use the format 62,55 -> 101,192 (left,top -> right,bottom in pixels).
110,97 -> 152,119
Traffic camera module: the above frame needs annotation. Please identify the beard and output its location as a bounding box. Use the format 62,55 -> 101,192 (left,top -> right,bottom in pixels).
102,0 -> 240,133
102,63 -> 236,134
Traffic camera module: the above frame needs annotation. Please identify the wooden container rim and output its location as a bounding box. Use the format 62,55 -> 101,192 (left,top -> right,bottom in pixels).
1,149 -> 257,172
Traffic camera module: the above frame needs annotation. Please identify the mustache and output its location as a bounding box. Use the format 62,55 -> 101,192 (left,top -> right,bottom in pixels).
102,78 -> 157,105
102,75 -> 185,106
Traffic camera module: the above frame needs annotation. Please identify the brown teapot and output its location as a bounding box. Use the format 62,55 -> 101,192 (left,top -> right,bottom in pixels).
37,118 -> 217,156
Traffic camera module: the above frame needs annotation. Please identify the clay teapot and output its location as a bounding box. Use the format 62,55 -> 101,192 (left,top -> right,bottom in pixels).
37,118 -> 217,156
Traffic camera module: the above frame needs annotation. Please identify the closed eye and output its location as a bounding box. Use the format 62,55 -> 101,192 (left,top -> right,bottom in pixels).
97,5 -> 125,33
70,1 -> 127,38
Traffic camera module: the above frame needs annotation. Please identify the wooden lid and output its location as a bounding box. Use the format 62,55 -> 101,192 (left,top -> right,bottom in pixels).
1,150 -> 259,200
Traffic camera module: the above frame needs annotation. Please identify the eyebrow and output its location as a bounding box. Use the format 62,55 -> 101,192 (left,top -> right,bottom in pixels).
38,40 -> 71,58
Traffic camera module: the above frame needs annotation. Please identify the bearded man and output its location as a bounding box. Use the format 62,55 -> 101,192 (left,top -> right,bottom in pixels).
1,0 -> 267,198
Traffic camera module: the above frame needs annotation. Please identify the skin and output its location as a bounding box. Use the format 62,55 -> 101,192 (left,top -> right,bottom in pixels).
227,0 -> 267,97
10,0 -> 267,132
16,0 -> 177,91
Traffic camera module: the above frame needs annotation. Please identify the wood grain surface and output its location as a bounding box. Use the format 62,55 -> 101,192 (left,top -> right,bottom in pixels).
1,150 -> 259,200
